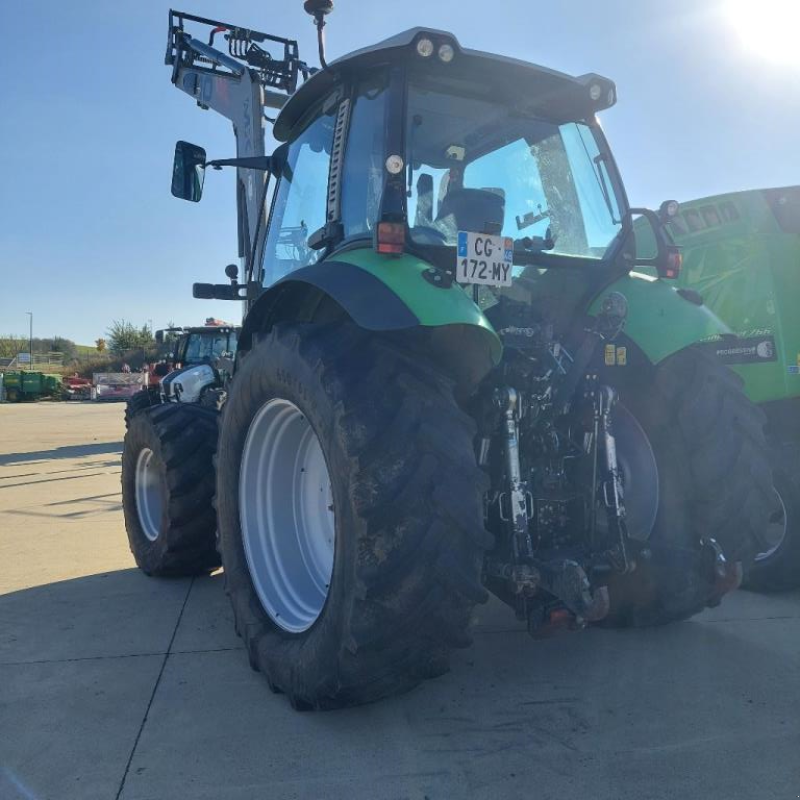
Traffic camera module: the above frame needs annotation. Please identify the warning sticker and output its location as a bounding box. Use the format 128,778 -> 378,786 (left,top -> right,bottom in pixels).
604,344 -> 616,366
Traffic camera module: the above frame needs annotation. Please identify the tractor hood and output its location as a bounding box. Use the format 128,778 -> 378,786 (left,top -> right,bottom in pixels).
274,27 -> 617,140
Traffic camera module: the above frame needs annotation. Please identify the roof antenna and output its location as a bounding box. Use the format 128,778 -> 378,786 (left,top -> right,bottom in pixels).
304,0 -> 334,69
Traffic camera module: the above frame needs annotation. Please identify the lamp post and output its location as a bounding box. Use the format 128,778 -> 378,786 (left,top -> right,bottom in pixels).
25,312 -> 33,371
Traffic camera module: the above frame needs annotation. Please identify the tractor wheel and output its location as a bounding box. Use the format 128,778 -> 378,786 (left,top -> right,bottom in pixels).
216,323 -> 491,710
599,346 -> 773,627
124,386 -> 161,428
121,404 -> 220,576
742,439 -> 800,591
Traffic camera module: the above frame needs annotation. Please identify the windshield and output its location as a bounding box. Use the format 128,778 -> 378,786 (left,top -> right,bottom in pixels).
406,78 -> 624,263
184,330 -> 236,364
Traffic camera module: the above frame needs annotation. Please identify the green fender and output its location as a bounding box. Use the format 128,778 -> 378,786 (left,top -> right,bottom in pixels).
326,249 -> 502,363
246,248 -> 502,389
590,272 -> 732,364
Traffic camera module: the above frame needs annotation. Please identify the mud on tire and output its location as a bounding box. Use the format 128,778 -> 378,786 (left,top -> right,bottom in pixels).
216,323 -> 492,710
122,404 -> 220,576
602,345 -> 773,626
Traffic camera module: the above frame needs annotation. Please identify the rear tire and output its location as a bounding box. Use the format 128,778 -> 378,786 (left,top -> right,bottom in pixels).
601,346 -> 773,626
216,323 -> 492,709
122,404 -> 220,576
124,386 -> 161,428
742,440 -> 800,591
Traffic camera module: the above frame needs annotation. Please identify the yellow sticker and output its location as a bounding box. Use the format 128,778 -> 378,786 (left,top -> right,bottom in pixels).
605,344 -> 616,366
616,346 -> 627,366
796,352 -> 800,368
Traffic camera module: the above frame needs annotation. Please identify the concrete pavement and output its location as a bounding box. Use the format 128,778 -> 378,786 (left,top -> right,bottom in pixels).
1,402 -> 799,799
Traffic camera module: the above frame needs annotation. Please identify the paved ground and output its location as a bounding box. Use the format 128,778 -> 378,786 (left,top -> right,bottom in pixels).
1,402 -> 799,800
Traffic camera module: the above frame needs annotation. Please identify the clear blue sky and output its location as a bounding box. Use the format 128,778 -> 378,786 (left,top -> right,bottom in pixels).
1,0 -> 798,344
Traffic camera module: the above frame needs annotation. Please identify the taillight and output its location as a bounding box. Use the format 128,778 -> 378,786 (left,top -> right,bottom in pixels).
658,246 -> 682,280
375,222 -> 405,255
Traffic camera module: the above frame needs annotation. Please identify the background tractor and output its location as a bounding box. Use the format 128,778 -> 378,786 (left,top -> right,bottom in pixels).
124,319 -> 239,425
120,6 -> 772,709
650,187 -> 800,590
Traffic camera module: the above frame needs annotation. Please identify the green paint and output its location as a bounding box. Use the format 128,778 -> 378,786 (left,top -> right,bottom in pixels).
334,248 -> 502,363
652,188 -> 800,404
590,272 -> 731,364
1,371 -> 62,400
330,247 -> 732,371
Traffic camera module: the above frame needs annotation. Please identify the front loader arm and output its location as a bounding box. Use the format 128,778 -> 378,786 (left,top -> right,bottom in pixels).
165,10 -> 301,270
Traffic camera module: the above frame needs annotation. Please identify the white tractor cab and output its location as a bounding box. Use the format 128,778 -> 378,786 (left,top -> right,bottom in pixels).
155,319 -> 239,404
125,318 -> 239,426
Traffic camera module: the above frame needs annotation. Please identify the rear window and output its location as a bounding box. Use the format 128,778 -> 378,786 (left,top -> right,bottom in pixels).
719,201 -> 740,222
700,205 -> 721,228
683,209 -> 706,232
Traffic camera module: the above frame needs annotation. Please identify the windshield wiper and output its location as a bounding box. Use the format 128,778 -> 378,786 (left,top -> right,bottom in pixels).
574,127 -> 621,226
592,153 -> 621,225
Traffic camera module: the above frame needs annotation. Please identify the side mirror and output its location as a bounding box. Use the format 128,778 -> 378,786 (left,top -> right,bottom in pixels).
155,330 -> 164,345
631,208 -> 682,280
171,141 -> 207,202
658,199 -> 680,223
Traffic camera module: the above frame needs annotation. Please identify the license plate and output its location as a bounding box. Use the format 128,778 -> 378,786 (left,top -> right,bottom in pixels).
456,231 -> 513,287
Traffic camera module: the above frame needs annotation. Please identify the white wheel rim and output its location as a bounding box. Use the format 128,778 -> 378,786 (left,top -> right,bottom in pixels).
239,399 -> 335,633
135,447 -> 164,542
755,488 -> 788,561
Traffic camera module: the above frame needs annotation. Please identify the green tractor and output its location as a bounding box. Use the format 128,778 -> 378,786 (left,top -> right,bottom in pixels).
121,6 -> 772,709
652,187 -> 800,590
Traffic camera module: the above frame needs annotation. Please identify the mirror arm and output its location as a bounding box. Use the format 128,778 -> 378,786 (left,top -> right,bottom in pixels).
205,156 -> 275,171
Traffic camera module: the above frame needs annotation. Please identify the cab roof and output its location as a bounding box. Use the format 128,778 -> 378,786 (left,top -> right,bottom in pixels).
274,27 -> 616,140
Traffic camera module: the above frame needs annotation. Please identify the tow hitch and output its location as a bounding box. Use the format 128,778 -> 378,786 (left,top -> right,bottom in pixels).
525,560 -> 610,637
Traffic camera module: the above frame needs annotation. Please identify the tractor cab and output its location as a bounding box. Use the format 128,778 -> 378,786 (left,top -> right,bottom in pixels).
155,323 -> 238,369
260,29 -> 625,280
171,22 -> 680,311
179,325 -> 238,367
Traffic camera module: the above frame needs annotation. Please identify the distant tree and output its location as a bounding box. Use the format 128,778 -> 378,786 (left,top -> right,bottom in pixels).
51,336 -> 78,361
95,338 -> 107,353
0,336 -> 25,359
138,324 -> 155,348
106,320 -> 155,354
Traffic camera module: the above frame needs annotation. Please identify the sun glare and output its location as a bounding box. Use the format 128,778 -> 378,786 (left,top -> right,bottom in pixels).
726,0 -> 800,66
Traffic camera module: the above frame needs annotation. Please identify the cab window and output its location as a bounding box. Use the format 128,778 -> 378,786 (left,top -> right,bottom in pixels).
261,109 -> 335,286
341,71 -> 389,241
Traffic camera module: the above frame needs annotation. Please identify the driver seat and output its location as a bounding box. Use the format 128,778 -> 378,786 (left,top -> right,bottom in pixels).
436,188 -> 505,235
